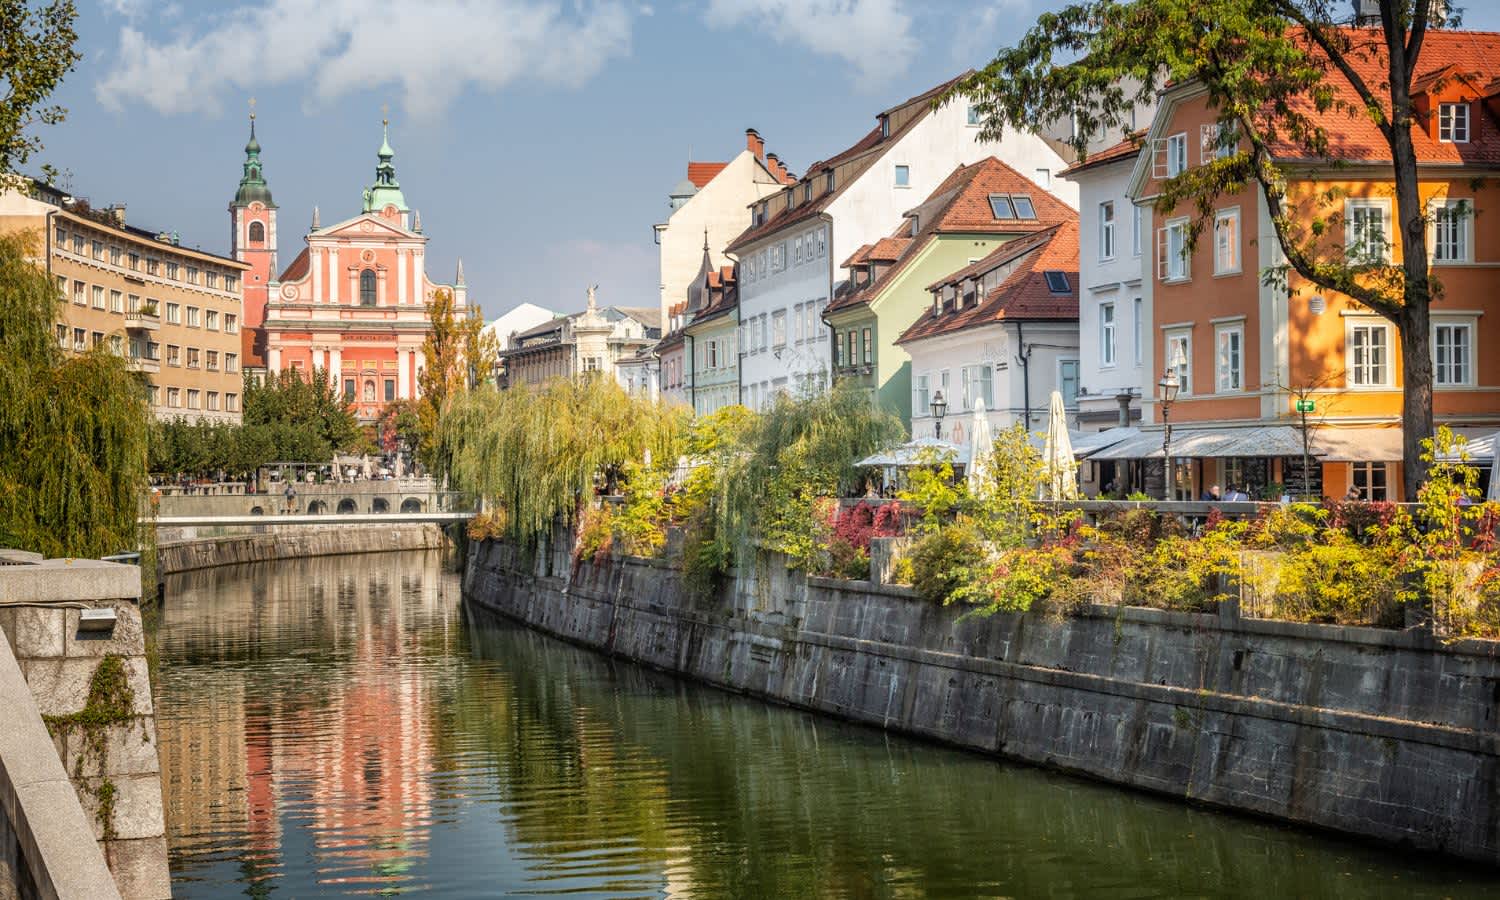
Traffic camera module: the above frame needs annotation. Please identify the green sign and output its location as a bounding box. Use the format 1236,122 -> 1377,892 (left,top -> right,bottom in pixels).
1295,399 -> 1315,413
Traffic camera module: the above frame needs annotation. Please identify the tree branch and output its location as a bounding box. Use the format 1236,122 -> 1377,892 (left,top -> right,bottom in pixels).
1271,1 -> 1393,139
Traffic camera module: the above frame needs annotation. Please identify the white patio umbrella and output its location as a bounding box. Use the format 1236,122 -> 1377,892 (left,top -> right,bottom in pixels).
1041,390 -> 1078,500
967,398 -> 995,499
1490,439 -> 1500,502
361,453 -> 372,480
330,453 -> 342,483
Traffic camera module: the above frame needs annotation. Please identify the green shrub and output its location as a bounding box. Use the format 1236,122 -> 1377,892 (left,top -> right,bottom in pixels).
908,518 -> 988,604
1271,537 -> 1406,627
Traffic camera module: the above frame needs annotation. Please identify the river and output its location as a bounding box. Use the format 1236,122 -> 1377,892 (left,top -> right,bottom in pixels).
154,550 -> 1500,898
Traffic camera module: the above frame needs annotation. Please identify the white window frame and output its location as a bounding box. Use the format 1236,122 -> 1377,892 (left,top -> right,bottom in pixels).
1158,217 -> 1190,282
894,164 -> 910,188
1213,207 -> 1241,275
1439,102 -> 1470,143
1155,132 -> 1188,177
1058,358 -> 1081,408
1345,198 -> 1393,265
1133,297 -> 1143,367
1214,322 -> 1244,393
914,373 -> 930,417
1099,201 -> 1116,260
1132,205 -> 1143,257
1346,318 -> 1393,388
1429,198 -> 1472,264
1433,319 -> 1476,388
1349,461 -> 1392,501
1100,301 -> 1117,367
1165,328 -> 1192,397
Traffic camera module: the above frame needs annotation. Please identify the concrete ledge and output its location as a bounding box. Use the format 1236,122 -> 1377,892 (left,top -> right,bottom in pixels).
0,627 -> 121,900
0,559 -> 140,604
158,522 -> 450,575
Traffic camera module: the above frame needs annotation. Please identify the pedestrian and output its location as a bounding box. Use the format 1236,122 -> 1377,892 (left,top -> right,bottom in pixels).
1344,485 -> 1361,502
284,481 -> 298,515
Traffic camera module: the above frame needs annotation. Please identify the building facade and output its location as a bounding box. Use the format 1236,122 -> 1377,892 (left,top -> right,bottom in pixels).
1106,28 -> 1500,501
0,181 -> 249,424
727,74 -> 1079,409
683,260 -> 740,416
825,157 -> 1077,430
252,121 -> 467,423
503,289 -> 660,389
896,222 -> 1081,444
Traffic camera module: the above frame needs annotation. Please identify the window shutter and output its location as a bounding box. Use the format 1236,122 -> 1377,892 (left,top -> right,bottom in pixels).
1157,227 -> 1169,281
1152,139 -> 1169,179
1200,124 -> 1217,165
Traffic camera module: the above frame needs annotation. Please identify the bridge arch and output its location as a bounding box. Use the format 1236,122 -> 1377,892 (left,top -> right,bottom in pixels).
400,498 -> 423,514
307,500 -> 328,515
336,498 -> 358,515
372,497 -> 390,514
250,506 -> 264,516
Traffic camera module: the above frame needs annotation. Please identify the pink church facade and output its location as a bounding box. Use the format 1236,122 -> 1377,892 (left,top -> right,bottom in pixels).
232,119 -> 467,423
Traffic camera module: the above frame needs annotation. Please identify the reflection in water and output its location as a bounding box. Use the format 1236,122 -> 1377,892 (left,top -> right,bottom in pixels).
158,551 -> 1500,898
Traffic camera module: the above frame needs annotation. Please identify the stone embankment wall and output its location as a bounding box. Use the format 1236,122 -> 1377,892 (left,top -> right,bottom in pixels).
157,523 -> 449,575
466,536 -> 1500,866
0,553 -> 169,899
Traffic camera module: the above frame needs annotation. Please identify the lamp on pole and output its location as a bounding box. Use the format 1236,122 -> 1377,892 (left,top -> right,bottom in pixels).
1158,351 -> 1183,499
931,390 -> 948,440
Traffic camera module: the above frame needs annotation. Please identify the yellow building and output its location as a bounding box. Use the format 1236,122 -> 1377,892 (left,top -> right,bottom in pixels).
1,181 -> 249,423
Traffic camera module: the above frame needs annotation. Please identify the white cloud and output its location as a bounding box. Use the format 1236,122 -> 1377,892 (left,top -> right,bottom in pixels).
702,0 -> 916,87
95,0 -> 635,118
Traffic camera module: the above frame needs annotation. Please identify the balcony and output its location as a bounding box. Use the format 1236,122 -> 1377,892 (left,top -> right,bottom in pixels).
125,310 -> 161,332
128,355 -> 160,374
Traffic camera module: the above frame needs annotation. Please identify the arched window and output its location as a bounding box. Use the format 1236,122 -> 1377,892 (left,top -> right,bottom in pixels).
248,221 -> 265,243
363,380 -> 375,401
360,269 -> 376,306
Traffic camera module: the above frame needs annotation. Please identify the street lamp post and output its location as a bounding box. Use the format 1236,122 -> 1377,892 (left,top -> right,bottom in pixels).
1158,364 -> 1181,500
931,390 -> 948,440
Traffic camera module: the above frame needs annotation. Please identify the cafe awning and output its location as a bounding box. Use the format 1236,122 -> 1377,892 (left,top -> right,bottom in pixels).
1089,425 -> 1308,460
1070,427 -> 1140,459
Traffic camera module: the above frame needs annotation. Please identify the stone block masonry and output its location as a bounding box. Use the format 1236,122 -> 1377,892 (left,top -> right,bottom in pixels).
0,555 -> 169,899
157,522 -> 448,574
466,536 -> 1500,867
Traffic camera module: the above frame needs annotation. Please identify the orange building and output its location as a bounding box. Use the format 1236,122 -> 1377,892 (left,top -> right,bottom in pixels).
1099,28 -> 1500,500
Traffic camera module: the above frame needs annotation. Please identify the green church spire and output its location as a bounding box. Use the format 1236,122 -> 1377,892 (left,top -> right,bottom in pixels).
233,106 -> 275,208
363,112 -> 408,214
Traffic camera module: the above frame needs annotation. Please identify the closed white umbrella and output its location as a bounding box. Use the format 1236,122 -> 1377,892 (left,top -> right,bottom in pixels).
331,453 -> 342,483
1041,390 -> 1078,500
967,398 -> 995,499
1489,439 -> 1500,502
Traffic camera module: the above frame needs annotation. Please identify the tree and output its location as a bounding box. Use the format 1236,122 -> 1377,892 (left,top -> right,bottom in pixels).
955,0 -> 1449,497
0,0 -> 80,178
0,231 -> 149,557
242,368 -> 364,461
418,289 -> 496,469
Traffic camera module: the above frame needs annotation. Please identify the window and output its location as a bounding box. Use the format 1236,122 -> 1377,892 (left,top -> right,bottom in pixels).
206,350 -> 219,371
91,285 -> 105,309
186,347 -> 200,369
110,290 -> 123,313
71,234 -> 85,254
1099,201 -> 1116,259
1350,462 -> 1390,501
166,262 -> 179,280
794,236 -> 804,265
967,104 -> 982,126
167,388 -> 180,408
816,228 -> 827,257
226,393 -> 239,412
385,379 -> 396,401
206,310 -> 219,330
862,327 -> 872,364
166,344 -> 180,367
165,302 -> 181,324
225,314 -> 238,334
72,280 -> 85,305
803,182 -> 813,203
344,378 -> 356,400
1059,359 -> 1080,407
249,221 -> 266,243
54,226 -> 65,246
71,327 -> 85,352
1215,324 -> 1243,392
1133,206 -> 1143,256
961,364 -> 993,410
990,194 -> 1015,219
186,306 -> 200,327
1439,103 -> 1469,143
880,116 -> 890,138
772,310 -> 786,348
91,240 -> 104,260
894,165 -> 910,187
1200,122 -> 1237,162
1434,322 -> 1473,386
1044,271 -> 1070,293
1011,195 -> 1037,219
1133,298 -> 1143,365
91,331 -> 103,348
187,389 -> 200,410
1346,199 -> 1391,264
1347,321 -> 1391,386
55,323 -> 66,348
914,373 -> 930,416
206,271 -> 218,289
206,391 -> 219,411
129,252 -> 139,271
359,269 -> 377,305
1432,199 -> 1471,263
226,353 -> 238,373
110,335 -> 123,354
1158,218 -> 1190,282
1100,302 -> 1117,366
1165,329 -> 1192,396
146,258 -> 159,275
1214,208 -> 1241,274
708,339 -> 719,369
1166,132 -> 1187,176
225,274 -> 237,292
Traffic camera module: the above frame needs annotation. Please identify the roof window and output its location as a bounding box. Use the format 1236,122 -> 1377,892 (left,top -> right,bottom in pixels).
990,193 -> 1038,220
1044,270 -> 1070,293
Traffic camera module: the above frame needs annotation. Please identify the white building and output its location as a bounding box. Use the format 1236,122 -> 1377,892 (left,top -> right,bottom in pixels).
502,288 -> 660,388
484,301 -> 559,351
653,129 -> 791,329
726,74 -> 1079,409
895,221 -> 1081,443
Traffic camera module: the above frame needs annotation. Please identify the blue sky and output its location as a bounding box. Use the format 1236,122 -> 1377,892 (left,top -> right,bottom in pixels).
37,1 -> 1500,321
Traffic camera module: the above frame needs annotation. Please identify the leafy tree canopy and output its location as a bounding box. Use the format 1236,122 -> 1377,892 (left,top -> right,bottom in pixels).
0,0 -> 79,178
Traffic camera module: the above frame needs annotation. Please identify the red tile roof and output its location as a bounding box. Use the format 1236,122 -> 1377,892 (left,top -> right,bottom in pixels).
826,157 -> 1076,315
897,221 -> 1079,345
842,243 -> 874,268
1058,132 -> 1145,177
687,162 -> 729,189
278,247 -> 309,282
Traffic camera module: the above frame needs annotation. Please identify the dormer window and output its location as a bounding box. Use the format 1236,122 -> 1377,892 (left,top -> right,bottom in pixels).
804,182 -> 812,202
1044,271 -> 1071,293
1440,103 -> 1469,143
880,115 -> 890,138
989,194 -> 1038,220
826,171 -> 836,192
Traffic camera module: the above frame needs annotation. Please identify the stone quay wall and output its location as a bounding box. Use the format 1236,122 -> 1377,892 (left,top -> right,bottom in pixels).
157,523 -> 449,575
0,552 -> 169,899
466,535 -> 1500,866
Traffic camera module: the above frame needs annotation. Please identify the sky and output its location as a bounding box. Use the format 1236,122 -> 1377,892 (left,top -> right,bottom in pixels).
36,1 -> 1500,322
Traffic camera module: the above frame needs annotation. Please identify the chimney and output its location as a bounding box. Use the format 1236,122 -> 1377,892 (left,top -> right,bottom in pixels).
1116,392 -> 1133,428
746,128 -> 765,161
109,204 -> 126,226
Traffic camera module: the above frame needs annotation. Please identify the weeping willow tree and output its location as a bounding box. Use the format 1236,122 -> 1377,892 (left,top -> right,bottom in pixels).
696,382 -> 903,573
0,231 -> 150,557
436,376 -> 686,548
